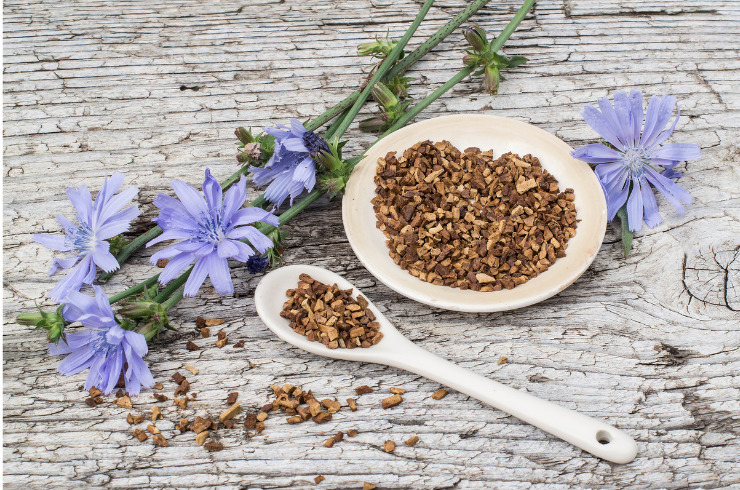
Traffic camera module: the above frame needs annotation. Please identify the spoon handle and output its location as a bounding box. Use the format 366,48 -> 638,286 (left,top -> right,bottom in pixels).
386,339 -> 637,463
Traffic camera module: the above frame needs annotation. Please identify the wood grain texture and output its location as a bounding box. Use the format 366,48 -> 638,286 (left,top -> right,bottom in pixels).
3,0 -> 740,488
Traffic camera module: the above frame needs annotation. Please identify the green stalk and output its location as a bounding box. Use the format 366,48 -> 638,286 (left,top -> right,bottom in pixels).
332,0 -> 435,139
305,0 -> 492,132
382,66 -> 475,137
108,274 -> 160,304
324,108 -> 352,140
382,0 -> 535,136
153,266 -> 193,303
162,288 -> 184,312
490,0 -> 535,52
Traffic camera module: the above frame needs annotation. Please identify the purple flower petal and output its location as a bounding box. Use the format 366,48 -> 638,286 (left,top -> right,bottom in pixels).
231,240 -> 256,262
48,255 -> 93,301
222,175 -> 247,223
227,226 -> 274,253
171,179 -> 208,222
573,144 -> 622,164
48,331 -> 96,355
650,143 -> 701,162
48,256 -> 81,276
66,184 -> 93,224
641,95 -> 676,148
95,183 -> 138,226
230,207 -> 279,228
581,104 -> 623,148
96,206 -> 140,240
146,229 -> 195,247
158,252 -> 196,284
205,254 -> 233,295
598,95 -> 631,147
626,177 -> 644,232
627,90 -> 643,144
56,214 -> 77,234
202,169 -> 223,214
217,239 -> 240,258
184,255 -> 210,297
56,344 -> 95,375
289,118 -> 307,136
91,242 -> 119,273
34,234 -> 71,252
640,179 -> 661,228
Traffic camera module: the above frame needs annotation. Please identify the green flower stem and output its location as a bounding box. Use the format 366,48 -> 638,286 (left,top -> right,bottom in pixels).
162,288 -> 184,312
381,0 -> 534,137
490,0 -> 535,52
153,266 -> 193,303
107,274 -> 160,304
98,226 -> 164,283
305,0 -> 492,132
99,166 -> 265,282
332,0 -> 436,140
324,108 -> 352,140
382,65 -> 475,137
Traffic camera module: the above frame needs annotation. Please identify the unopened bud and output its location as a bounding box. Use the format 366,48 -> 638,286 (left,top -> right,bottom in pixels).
359,116 -> 386,133
463,53 -> 481,67
235,127 -> 255,145
484,64 -> 500,94
463,25 -> 487,52
371,83 -> 398,109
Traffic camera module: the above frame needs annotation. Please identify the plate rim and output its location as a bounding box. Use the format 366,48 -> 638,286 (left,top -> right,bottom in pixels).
341,114 -> 607,312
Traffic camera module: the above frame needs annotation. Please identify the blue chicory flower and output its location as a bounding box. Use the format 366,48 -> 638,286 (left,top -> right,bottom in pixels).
48,286 -> 153,395
249,119 -> 329,208
571,90 -> 701,232
34,173 -> 139,301
147,169 -> 279,297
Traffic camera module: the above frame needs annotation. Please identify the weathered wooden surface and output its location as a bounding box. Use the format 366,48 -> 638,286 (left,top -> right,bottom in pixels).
3,0 -> 740,488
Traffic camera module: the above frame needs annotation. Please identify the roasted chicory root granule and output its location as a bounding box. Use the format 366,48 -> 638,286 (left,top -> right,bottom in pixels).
280,274 -> 383,349
372,140 -> 578,291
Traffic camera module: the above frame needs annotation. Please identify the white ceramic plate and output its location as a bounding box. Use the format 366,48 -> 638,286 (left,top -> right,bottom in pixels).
342,114 -> 607,312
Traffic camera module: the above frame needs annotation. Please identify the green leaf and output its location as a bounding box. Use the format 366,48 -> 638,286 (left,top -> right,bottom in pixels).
616,206 -> 634,257
506,55 -> 528,68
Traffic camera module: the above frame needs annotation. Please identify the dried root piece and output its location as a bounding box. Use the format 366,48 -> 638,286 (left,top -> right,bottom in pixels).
431,389 -> 448,400
405,435 -> 419,447
280,275 -> 383,349
373,141 -> 578,291
382,394 -> 403,409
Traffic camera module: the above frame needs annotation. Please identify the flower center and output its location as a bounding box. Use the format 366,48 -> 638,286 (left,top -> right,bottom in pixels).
68,222 -> 97,253
91,330 -> 115,355
197,211 -> 226,244
302,130 -> 329,156
621,147 -> 650,175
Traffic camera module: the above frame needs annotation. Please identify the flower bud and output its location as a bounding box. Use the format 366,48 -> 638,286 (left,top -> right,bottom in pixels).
371,83 -> 398,109
484,64 -> 500,94
119,301 -> 158,320
463,53 -> 481,67
315,149 -> 344,173
235,127 -> 255,145
357,38 -> 397,58
17,312 -> 45,326
17,307 -> 66,343
246,255 -> 269,274
359,116 -> 387,133
463,25 -> 487,52
243,142 -> 262,161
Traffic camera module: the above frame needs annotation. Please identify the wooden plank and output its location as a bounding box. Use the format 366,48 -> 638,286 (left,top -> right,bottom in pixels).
3,0 -> 739,488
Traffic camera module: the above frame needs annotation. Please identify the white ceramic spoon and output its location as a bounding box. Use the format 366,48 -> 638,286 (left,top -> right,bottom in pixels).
254,264 -> 638,464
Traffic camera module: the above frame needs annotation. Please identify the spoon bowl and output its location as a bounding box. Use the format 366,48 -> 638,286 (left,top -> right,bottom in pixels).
255,264 -> 638,464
